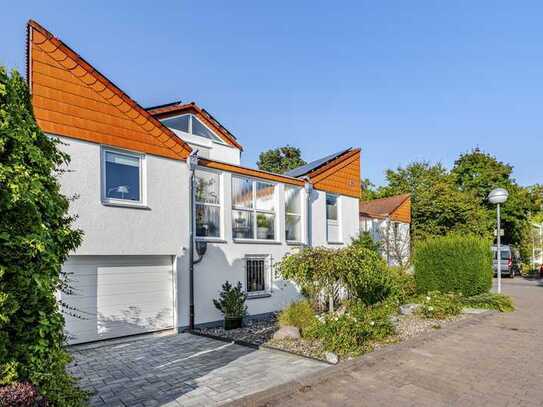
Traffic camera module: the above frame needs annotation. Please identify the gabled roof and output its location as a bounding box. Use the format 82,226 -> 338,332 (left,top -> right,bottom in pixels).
359,194 -> 411,222
285,148 -> 352,178
26,20 -> 191,160
147,101 -> 243,151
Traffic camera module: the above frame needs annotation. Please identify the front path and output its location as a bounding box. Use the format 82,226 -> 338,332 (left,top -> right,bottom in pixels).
69,332 -> 325,406
268,278 -> 543,407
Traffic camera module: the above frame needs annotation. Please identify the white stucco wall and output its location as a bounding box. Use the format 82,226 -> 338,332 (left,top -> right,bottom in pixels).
360,216 -> 411,266
170,129 -> 241,165
57,136 -> 189,256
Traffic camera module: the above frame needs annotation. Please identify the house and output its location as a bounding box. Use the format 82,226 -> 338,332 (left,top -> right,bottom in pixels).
359,194 -> 411,267
26,20 -> 362,344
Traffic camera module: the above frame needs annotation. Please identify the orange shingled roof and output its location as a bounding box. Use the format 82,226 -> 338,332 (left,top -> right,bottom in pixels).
147,101 -> 243,150
359,194 -> 411,221
27,20 -> 191,160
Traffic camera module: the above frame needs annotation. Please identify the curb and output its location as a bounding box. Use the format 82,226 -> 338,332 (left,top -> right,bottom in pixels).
222,311 -> 495,407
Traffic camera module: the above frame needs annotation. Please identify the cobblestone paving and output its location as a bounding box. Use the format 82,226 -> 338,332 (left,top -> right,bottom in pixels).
270,278 -> 543,407
69,332 -> 326,406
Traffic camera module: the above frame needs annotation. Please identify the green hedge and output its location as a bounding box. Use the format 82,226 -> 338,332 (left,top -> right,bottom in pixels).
414,234 -> 492,296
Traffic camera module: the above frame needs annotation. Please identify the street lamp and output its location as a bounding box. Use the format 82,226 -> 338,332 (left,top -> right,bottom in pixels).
488,188 -> 509,293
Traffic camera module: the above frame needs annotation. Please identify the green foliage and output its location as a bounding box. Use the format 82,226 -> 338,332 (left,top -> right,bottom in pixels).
213,281 -> 248,318
306,301 -> 395,356
388,267 -> 417,304
416,291 -> 463,319
276,247 -> 341,310
277,300 -> 316,336
452,149 -> 542,248
256,145 -> 306,174
360,178 -> 379,200
0,68 -> 86,404
414,233 -> 493,297
378,162 -> 491,241
335,245 -> 395,305
460,292 -> 515,312
350,231 -> 381,255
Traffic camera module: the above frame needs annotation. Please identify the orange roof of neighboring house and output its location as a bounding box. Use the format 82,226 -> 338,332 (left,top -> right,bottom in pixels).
359,194 -> 411,223
147,101 -> 243,151
26,20 -> 191,160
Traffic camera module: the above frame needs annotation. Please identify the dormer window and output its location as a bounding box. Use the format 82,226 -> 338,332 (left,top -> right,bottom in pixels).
162,114 -> 223,143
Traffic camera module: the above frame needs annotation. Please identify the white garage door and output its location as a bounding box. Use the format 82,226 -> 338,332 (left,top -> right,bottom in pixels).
61,255 -> 175,344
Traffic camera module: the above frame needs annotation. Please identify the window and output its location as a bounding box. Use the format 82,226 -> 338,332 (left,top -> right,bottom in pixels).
246,256 -> 270,295
162,114 -> 223,143
326,193 -> 340,242
285,186 -> 302,242
102,149 -> 144,204
232,177 -> 276,240
195,170 -> 221,238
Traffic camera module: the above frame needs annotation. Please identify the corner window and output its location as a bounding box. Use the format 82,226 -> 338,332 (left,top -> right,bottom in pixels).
246,255 -> 270,295
285,186 -> 302,242
232,177 -> 276,240
162,114 -> 223,143
326,193 -> 340,242
102,149 -> 144,204
195,170 -> 221,238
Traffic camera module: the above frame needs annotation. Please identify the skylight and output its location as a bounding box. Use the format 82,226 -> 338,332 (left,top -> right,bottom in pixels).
162,114 -> 223,143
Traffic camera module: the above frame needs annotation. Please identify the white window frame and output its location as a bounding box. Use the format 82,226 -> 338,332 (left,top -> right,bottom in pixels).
101,147 -> 146,208
194,168 -> 223,241
161,114 -> 227,145
232,176 -> 278,242
285,185 -> 303,243
326,193 -> 342,243
245,254 -> 272,297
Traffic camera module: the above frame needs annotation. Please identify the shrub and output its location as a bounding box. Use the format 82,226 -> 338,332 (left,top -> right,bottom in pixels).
278,300 -> 316,336
336,245 -> 395,305
276,247 -> 340,310
388,267 -> 417,304
0,382 -> 48,406
416,291 -> 463,319
0,68 -> 86,404
350,232 -> 381,254
213,281 -> 247,318
306,301 -> 395,356
460,292 -> 515,312
414,233 -> 492,296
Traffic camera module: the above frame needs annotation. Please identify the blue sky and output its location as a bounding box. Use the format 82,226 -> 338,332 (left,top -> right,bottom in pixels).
2,1 -> 542,186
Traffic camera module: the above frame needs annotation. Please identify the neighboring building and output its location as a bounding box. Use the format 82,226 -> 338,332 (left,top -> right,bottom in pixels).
359,194 -> 411,267
26,20 -> 362,344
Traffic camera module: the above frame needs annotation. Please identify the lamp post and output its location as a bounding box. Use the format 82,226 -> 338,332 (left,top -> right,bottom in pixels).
488,188 -> 509,293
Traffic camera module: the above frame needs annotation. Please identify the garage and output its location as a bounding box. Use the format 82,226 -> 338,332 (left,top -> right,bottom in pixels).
61,255 -> 175,345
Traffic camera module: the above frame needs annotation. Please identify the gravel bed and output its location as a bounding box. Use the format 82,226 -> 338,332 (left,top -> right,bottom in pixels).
265,338 -> 327,361
394,313 -> 467,342
195,315 -> 278,346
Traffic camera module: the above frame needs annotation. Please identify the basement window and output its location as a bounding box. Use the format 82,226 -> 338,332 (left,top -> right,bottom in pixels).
245,255 -> 271,296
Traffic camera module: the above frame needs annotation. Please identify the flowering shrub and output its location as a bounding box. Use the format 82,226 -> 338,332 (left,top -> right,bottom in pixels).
305,301 -> 395,356
416,291 -> 463,319
0,382 -> 48,406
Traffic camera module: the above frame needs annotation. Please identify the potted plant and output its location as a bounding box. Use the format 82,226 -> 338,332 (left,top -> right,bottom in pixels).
257,214 -> 271,240
213,281 -> 248,330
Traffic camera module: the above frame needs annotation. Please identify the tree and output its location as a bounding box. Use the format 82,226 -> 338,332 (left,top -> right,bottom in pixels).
0,68 -> 86,404
452,149 -> 540,247
360,178 -> 379,201
379,162 -> 490,241
257,145 -> 306,174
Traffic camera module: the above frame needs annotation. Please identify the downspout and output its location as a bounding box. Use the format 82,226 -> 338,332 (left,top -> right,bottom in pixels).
303,177 -> 313,247
187,151 -> 199,330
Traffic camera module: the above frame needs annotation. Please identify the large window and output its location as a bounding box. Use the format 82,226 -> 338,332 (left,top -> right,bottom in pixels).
232,177 -> 276,240
162,114 -> 224,143
102,149 -> 144,204
326,193 -> 340,242
195,170 -> 221,238
285,186 -> 302,242
246,255 -> 270,295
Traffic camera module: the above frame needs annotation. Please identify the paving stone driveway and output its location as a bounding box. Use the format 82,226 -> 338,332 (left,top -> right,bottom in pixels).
267,278 -> 543,407
68,333 -> 326,406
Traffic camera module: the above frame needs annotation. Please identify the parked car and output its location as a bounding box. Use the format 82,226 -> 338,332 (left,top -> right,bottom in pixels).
492,245 -> 519,278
